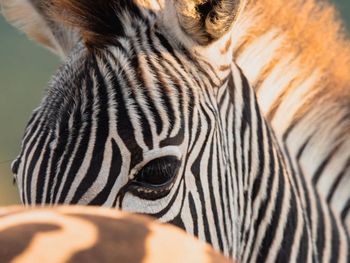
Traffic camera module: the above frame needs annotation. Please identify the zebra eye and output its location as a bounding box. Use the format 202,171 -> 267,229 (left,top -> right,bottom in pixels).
11,158 -> 20,175
129,156 -> 181,200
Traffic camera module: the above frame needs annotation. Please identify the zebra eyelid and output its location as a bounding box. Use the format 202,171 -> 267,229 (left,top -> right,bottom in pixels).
129,146 -> 182,180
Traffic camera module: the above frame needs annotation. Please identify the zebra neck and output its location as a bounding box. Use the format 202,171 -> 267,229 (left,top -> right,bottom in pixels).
230,0 -> 350,216
216,65 -> 310,261
192,31 -> 235,81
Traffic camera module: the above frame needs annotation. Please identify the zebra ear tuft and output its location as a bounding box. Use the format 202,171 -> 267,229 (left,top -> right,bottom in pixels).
175,0 -> 242,45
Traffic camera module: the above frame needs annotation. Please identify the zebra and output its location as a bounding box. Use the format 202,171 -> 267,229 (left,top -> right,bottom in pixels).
0,206 -> 231,263
2,0 -> 350,262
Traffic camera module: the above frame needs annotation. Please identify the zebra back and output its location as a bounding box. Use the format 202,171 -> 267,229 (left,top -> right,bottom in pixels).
0,206 -> 231,263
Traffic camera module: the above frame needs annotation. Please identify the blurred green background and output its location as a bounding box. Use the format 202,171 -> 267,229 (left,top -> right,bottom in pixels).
0,2 -> 349,206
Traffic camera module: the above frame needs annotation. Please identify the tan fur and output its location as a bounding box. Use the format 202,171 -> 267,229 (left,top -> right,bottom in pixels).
236,0 -> 350,104
233,0 -> 350,220
233,0 -> 350,167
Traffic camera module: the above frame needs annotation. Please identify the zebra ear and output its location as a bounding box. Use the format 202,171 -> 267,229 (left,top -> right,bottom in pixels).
0,0 -> 80,58
175,0 -> 241,45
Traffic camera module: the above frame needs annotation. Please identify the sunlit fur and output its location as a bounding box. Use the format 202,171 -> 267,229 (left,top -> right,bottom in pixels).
231,0 -> 350,226
0,206 -> 230,263
2,0 -> 350,262
3,1 -> 349,224
0,0 -> 79,56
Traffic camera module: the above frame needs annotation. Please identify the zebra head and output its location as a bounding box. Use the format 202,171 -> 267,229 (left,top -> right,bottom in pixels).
6,0 -> 286,258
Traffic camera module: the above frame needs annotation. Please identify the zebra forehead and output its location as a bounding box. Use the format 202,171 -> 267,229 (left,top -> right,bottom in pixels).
43,50 -> 182,131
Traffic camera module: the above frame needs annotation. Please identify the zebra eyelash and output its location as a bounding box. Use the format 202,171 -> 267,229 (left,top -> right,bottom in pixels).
128,156 -> 182,200
128,146 -> 182,180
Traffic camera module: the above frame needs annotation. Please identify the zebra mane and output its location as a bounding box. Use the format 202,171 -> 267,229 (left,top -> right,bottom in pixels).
47,0 -> 145,49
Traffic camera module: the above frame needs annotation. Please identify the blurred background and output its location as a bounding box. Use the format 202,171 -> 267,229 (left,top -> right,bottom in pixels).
0,1 -> 349,205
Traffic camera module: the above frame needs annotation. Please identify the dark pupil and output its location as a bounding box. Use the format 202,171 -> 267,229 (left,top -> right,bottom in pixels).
136,156 -> 180,186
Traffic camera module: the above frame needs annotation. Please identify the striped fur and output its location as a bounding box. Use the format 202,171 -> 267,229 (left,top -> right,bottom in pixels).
0,206 -> 230,263
2,0 -> 350,262
230,0 -> 350,227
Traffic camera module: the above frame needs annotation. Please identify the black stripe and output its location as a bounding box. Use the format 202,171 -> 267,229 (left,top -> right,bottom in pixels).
327,157 -> 350,203
296,223 -> 309,262
276,179 -> 299,262
312,143 -> 342,185
208,134 -> 224,251
89,139 -> 122,205
329,208 -> 340,263
35,132 -> 55,204
189,192 -> 199,237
